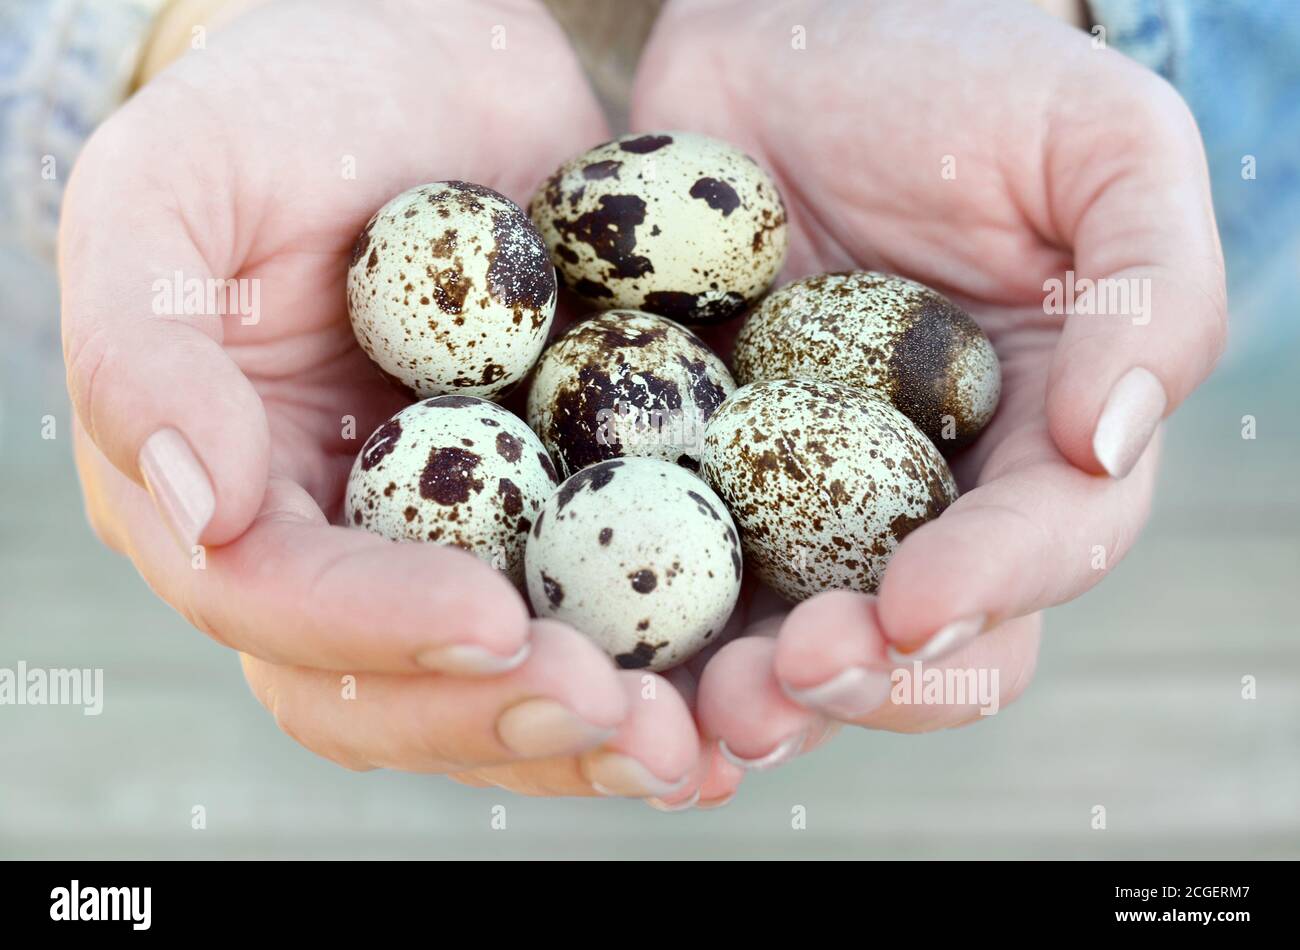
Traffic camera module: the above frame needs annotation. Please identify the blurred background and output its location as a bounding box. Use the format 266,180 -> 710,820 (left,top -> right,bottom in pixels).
2,0 -> 1298,858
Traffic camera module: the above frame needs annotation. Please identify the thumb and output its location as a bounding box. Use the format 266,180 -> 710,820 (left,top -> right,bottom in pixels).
1043,73 -> 1227,479
60,129 -> 269,549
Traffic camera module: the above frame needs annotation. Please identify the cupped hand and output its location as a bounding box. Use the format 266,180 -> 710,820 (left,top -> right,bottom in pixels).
631,0 -> 1226,763
61,0 -> 714,800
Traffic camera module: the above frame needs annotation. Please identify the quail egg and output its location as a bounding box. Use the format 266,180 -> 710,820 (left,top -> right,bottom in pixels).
529,131 -> 787,324
732,271 -> 1001,449
700,379 -> 957,602
526,310 -> 736,478
525,458 -> 742,671
347,181 -> 557,400
345,395 -> 559,586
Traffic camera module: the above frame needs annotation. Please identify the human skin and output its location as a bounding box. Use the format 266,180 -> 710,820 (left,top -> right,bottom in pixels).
61,0 -> 1226,806
627,0 -> 1226,788
61,0 -> 718,802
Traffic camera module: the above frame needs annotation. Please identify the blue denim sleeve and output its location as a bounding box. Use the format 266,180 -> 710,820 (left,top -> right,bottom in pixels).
0,0 -> 167,261
1089,0 -> 1300,365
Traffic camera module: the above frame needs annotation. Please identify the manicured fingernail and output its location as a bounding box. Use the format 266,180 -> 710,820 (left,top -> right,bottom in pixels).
582,752 -> 689,798
496,699 -> 614,758
697,793 -> 735,810
782,667 -> 891,720
1092,367 -> 1166,478
645,789 -> 700,812
888,614 -> 985,665
718,730 -> 807,771
417,641 -> 530,675
805,719 -> 843,751
138,428 -> 215,551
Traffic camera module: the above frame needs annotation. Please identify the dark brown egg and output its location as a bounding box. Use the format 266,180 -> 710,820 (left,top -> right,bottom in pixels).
526,310 -> 735,478
733,271 -> 1000,449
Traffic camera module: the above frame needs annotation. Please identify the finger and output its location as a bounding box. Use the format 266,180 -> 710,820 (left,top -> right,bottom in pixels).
876,406 -> 1157,660
779,605 -> 1042,732
1044,69 -> 1227,478
582,671 -> 699,798
697,636 -> 832,771
774,591 -> 895,721
641,666 -> 716,811
60,122 -> 269,548
240,620 -> 627,772
84,440 -> 531,673
456,671 -> 700,798
644,742 -> 731,812
656,664 -> 746,809
696,744 -> 746,809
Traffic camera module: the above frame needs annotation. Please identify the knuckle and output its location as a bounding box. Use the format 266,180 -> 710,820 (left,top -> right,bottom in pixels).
255,671 -> 308,749
68,115 -> 139,195
243,660 -> 374,772
1140,76 -> 1199,142
62,320 -> 113,439
71,445 -> 126,553
1098,63 -> 1202,157
81,501 -> 122,553
331,753 -> 377,774
177,589 -> 228,648
1198,282 -> 1230,363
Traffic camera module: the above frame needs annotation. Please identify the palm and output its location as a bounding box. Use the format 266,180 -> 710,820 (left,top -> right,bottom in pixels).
625,0 -> 1216,753
66,0 -> 726,796
634,0 -> 1116,488
127,0 -> 610,514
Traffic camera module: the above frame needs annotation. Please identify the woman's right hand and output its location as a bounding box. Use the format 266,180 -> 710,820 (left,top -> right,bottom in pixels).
60,0 -> 722,802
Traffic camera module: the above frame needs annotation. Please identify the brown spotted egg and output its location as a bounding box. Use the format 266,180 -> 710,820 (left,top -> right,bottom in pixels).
525,458 -> 742,672
345,396 -> 559,587
526,310 -> 735,478
733,271 -> 1001,449
347,181 -> 556,400
700,379 -> 957,602
529,132 -> 787,324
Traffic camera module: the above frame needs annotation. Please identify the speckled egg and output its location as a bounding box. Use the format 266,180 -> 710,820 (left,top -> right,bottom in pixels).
700,379 -> 957,602
525,458 -> 741,671
529,131 -> 787,324
732,271 -> 1001,450
345,396 -> 559,586
347,181 -> 557,400
526,310 -> 736,478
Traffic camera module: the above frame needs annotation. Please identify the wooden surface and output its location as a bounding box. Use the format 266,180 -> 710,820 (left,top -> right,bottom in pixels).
2,245 -> 1296,858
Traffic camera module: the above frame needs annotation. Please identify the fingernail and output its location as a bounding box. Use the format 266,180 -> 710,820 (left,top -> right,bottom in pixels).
805,719 -> 843,751
718,730 -> 807,771
887,614 -> 985,665
645,789 -> 700,812
697,793 -> 735,810
138,428 -> 215,551
417,641 -> 530,675
496,699 -> 615,758
1092,367 -> 1166,478
582,752 -> 689,798
782,667 -> 892,720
